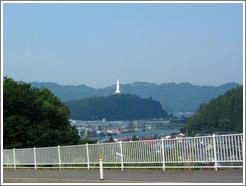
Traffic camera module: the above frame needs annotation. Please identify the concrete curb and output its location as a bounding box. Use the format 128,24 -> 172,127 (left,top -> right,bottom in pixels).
3,177 -> 178,183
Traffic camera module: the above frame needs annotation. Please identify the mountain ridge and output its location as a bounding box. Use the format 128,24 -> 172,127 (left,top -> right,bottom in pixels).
30,81 -> 240,113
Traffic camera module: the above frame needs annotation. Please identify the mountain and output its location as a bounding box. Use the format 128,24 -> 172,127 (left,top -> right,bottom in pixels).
31,81 -> 240,113
180,86 -> 243,136
66,94 -> 169,121
31,82 -> 99,101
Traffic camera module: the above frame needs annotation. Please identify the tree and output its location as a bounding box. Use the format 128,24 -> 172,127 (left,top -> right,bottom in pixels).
132,135 -> 139,141
3,77 -> 81,149
108,136 -> 115,142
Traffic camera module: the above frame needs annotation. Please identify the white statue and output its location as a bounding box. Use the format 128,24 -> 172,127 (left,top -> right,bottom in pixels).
114,79 -> 121,94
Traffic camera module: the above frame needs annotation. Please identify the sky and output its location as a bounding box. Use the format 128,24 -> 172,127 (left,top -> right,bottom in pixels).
2,2 -> 244,88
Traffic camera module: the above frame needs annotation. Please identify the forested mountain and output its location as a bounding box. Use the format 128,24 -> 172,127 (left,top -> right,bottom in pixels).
31,81 -> 240,113
180,86 -> 243,136
66,94 -> 169,120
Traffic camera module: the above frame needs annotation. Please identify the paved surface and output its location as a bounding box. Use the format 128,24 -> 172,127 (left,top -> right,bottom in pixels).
3,169 -> 244,183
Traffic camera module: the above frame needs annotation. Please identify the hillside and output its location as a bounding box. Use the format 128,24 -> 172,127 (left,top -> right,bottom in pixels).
66,94 -> 169,120
31,81 -> 240,113
180,86 -> 243,136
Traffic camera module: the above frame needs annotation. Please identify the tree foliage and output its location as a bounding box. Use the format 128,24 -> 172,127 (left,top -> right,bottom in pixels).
132,135 -> 139,141
108,136 -> 115,142
3,77 -> 80,149
180,86 -> 243,136
66,94 -> 169,120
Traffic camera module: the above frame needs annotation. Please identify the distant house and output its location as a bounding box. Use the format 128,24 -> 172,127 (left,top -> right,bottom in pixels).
175,133 -> 185,139
123,137 -> 132,141
164,135 -> 172,139
142,137 -> 154,140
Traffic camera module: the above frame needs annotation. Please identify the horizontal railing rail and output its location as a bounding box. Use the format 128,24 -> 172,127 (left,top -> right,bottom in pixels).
3,133 -> 243,171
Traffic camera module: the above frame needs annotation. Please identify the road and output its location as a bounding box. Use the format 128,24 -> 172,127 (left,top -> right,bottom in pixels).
3,169 -> 244,183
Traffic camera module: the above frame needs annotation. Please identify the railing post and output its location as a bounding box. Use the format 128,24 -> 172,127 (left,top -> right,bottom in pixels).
212,134 -> 218,171
161,138 -> 166,171
58,145 -> 61,170
33,147 -> 37,170
86,143 -> 90,169
99,155 -> 104,180
13,148 -> 16,170
119,141 -> 124,171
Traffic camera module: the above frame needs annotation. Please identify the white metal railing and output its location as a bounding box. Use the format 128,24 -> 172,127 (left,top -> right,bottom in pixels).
3,134 -> 243,170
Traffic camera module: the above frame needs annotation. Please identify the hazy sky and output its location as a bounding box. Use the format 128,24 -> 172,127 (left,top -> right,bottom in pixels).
3,2 -> 244,88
